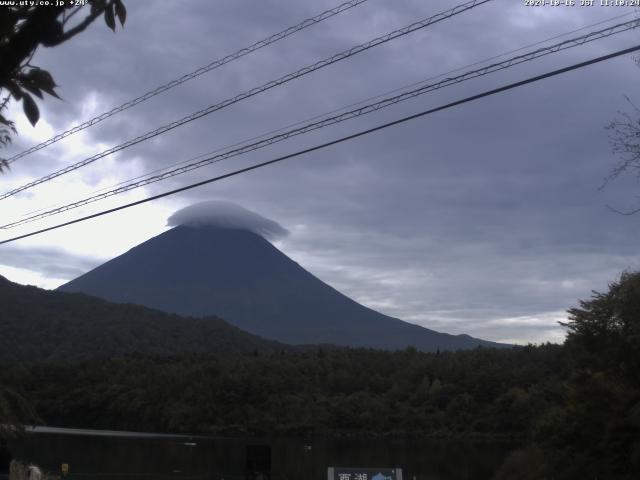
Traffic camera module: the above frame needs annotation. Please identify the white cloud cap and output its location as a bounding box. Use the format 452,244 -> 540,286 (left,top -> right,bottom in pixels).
167,200 -> 289,240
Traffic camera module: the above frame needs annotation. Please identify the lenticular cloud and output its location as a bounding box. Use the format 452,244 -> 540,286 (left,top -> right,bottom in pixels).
167,200 -> 289,240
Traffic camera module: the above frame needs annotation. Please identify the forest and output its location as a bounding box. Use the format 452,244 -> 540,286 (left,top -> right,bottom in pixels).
1,272 -> 639,478
0,275 -> 287,362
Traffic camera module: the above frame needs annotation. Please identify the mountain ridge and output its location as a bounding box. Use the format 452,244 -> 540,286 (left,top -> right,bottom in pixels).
59,225 -> 507,351
0,274 -> 288,362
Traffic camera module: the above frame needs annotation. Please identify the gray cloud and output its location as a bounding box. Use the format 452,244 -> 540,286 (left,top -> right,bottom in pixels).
167,200 -> 289,240
0,245 -> 103,280
2,0 -> 640,343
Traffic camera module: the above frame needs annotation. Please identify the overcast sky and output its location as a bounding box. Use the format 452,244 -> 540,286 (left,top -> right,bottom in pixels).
2,0 -> 640,344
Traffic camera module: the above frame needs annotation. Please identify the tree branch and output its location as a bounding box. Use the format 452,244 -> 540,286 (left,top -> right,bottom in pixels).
55,1 -> 113,45
62,5 -> 84,26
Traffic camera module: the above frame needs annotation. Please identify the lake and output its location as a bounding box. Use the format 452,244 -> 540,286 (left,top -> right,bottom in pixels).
8,427 -> 517,480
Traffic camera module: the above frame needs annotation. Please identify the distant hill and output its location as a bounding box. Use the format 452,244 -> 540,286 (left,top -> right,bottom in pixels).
59,223 -> 507,351
0,275 -> 285,362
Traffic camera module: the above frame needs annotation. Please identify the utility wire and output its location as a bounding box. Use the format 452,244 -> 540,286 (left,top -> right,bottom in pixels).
19,8 -> 630,221
22,9 -> 634,224
14,8 -> 637,225
0,0 -> 492,201
4,0 -> 372,165
7,9 -> 638,223
3,18 -> 638,229
1,43 -> 638,245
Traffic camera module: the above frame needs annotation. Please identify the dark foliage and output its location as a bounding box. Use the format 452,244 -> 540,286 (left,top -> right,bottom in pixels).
0,386 -> 39,438
0,345 -> 564,438
0,275 -> 287,362
530,271 -> 640,479
0,1 -> 126,164
2,271 -> 640,476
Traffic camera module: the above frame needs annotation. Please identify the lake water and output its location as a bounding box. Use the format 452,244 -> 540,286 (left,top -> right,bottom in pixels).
8,427 -> 517,480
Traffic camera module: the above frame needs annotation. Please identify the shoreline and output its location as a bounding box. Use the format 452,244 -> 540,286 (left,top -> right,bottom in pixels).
24,425 -> 525,442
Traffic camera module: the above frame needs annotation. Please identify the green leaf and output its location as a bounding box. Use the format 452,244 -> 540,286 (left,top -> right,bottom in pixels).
115,0 -> 126,27
30,68 -> 57,89
30,69 -> 61,99
91,0 -> 107,15
22,92 -> 39,126
4,81 -> 22,100
20,83 -> 43,99
16,69 -> 60,100
104,3 -> 116,31
40,85 -> 61,100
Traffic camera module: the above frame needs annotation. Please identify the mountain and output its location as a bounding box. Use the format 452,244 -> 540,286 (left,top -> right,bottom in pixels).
58,223 -> 506,351
0,275 -> 286,362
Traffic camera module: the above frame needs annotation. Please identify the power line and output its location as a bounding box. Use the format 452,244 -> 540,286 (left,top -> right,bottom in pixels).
0,0 -> 493,201
22,9 -> 630,219
27,2 -> 627,223
6,17 -> 636,227
4,18 -> 638,229
1,43 -> 638,246
4,0 -> 372,165
15,8 -> 636,225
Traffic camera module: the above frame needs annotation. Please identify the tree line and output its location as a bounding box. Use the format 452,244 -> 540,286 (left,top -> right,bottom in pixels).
1,271 -> 639,478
